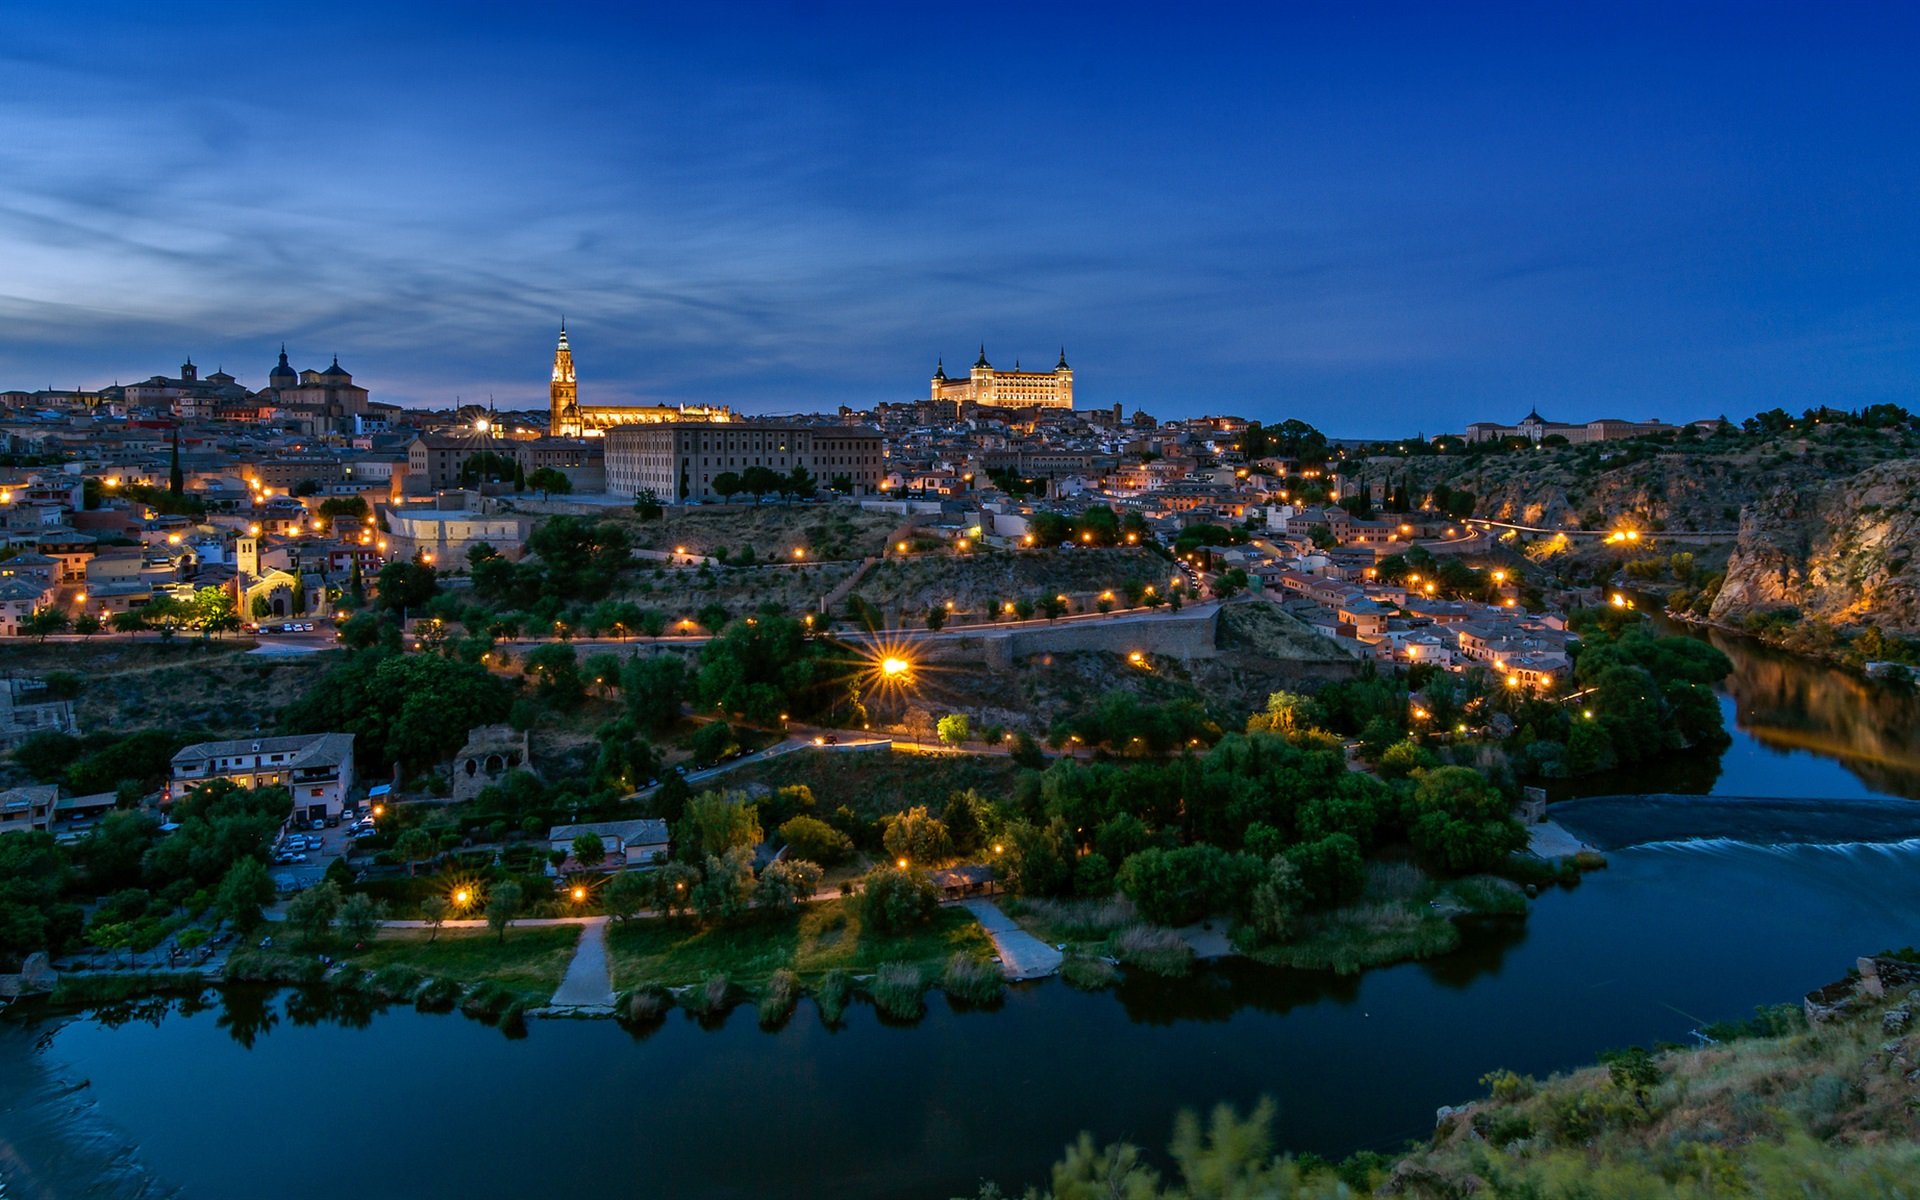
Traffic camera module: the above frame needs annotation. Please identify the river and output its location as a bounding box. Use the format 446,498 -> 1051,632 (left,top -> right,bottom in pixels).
4,629 -> 1917,1200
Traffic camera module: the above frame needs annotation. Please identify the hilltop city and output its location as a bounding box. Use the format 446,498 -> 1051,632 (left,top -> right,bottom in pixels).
4,323 -> 1919,1200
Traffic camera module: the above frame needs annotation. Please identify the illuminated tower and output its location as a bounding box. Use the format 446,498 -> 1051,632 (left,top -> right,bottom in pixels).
550,321 -> 580,436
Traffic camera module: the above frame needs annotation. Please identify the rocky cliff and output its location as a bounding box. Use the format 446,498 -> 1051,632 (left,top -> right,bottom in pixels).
1710,459 -> 1920,635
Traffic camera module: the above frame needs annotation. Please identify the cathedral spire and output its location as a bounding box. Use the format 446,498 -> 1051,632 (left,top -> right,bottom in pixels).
1057,346 -> 1069,370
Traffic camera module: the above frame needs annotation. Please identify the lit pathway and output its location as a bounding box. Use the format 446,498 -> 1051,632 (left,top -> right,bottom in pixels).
958,898 -> 1062,982
547,916 -> 616,1010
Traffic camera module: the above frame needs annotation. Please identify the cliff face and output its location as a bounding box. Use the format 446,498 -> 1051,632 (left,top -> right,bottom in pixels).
1711,459 -> 1920,635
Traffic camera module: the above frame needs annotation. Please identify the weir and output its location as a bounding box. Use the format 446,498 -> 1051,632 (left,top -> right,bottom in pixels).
1552,793 -> 1920,851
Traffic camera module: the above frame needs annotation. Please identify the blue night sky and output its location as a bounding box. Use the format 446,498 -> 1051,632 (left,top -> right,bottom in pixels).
1,2 -> 1915,435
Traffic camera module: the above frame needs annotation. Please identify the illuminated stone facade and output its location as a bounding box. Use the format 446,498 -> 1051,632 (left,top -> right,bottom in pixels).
548,325 -> 731,436
605,423 -> 884,503
931,346 -> 1073,410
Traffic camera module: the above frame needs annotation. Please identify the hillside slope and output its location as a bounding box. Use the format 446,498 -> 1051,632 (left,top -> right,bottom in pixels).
1711,459 -> 1920,635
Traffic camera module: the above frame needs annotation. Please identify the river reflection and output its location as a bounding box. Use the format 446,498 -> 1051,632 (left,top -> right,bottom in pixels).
17,838 -> 1920,1200
1561,619 -> 1920,802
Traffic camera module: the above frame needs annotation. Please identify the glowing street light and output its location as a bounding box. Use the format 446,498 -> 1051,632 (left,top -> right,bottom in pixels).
571,885 -> 587,902
896,857 -> 909,870
452,887 -> 473,908
881,656 -> 910,678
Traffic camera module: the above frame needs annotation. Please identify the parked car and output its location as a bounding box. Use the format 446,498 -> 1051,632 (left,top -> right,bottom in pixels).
309,818 -> 325,831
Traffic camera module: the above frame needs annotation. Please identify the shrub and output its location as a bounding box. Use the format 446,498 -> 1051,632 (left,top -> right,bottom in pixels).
366,964 -> 427,1001
415,977 -> 462,1012
758,968 -> 800,1028
814,968 -> 853,1025
1059,952 -> 1119,991
1450,876 -> 1529,916
1009,895 -> 1138,941
940,953 -> 1004,1007
461,981 -> 518,1022
1111,925 -> 1195,977
870,961 -> 927,1019
622,985 -> 674,1024
687,971 -> 734,1018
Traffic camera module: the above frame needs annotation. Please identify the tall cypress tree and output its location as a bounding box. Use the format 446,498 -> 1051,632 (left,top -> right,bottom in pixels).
168,426 -> 184,496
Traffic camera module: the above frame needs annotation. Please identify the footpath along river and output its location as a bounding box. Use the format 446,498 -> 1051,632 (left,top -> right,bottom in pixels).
4,624 -> 1917,1200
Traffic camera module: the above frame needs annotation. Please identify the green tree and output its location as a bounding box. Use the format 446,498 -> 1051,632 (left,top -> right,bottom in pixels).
712,472 -> 743,501
603,869 -> 651,921
1117,844 -> 1261,926
753,857 -> 823,912
677,790 -> 763,862
1247,856 -> 1307,942
777,814 -> 853,865
215,856 -> 275,931
1403,766 -> 1526,874
693,845 -> 756,921
527,467 -> 573,497
376,561 -> 438,612
858,865 -> 937,934
395,828 -> 435,877
486,880 -> 523,942
285,881 -> 342,945
633,488 -> 664,520
881,806 -> 951,862
525,642 -> 586,707
22,607 -> 69,640
458,450 -> 517,487
621,655 -> 687,731
936,713 -> 970,750
337,892 -> 386,946
419,894 -> 450,941
571,831 -> 607,869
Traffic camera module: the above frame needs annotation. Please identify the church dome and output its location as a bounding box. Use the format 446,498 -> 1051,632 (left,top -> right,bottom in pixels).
268,346 -> 297,388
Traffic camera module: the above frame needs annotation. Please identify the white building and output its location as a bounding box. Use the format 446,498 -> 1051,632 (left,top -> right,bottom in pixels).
169,733 -> 357,824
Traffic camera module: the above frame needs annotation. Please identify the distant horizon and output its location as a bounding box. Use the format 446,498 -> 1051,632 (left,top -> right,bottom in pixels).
0,324 -> 1763,439
4,3 -> 1916,437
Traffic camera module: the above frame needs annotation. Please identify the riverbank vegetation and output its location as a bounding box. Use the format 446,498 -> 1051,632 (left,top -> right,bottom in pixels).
343,926 -> 581,1000
965,976 -> 1920,1198
605,897 -> 992,996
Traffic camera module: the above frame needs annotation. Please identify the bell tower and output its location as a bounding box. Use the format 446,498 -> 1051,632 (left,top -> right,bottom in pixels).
550,321 -> 579,436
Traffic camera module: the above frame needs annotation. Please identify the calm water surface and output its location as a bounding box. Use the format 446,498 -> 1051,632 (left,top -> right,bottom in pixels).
7,629 -> 1918,1200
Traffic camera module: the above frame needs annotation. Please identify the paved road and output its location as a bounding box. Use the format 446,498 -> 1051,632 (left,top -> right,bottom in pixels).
548,917 -> 616,1009
958,898 -> 1062,981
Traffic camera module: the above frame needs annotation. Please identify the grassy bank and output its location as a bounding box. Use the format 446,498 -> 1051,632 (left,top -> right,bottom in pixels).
343,926 -> 582,1001
605,899 -> 991,990
974,975 -> 1920,1197
724,752 -> 1025,821
1010,864 -> 1532,982
1241,864 -> 1527,974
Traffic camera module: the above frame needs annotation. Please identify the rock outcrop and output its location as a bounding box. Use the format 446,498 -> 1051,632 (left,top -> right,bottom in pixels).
1711,459 -> 1920,635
